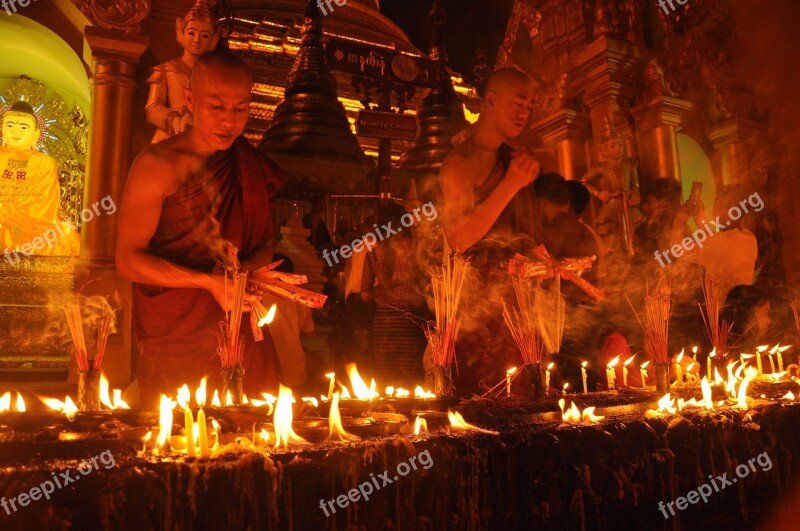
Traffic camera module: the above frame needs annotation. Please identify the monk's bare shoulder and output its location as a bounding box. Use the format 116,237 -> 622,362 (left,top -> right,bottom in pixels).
440,143 -> 479,190
127,136 -> 196,196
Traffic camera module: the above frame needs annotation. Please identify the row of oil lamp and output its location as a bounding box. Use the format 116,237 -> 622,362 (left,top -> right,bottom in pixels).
504,344 -> 797,396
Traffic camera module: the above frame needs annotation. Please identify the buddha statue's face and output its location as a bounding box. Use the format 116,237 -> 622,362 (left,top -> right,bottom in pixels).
179,18 -> 217,57
1,112 -> 39,151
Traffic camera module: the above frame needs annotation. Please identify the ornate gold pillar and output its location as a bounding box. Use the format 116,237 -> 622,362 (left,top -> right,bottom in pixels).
531,109 -> 591,181
708,117 -> 767,187
568,37 -> 642,148
631,96 -> 693,186
77,26 -> 148,386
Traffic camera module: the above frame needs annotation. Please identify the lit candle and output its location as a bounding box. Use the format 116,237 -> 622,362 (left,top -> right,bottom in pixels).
177,385 -> 195,458
326,373 -> 336,400
623,355 -> 635,387
768,345 -> 777,374
686,362 -> 697,382
562,383 -> 569,396
545,362 -> 554,397
640,361 -> 649,388
197,408 -> 209,458
581,361 -> 588,394
674,351 -> 684,386
691,346 -> 698,361
778,345 -> 789,372
707,348 -> 716,379
606,355 -> 620,390
755,346 -> 764,375
506,367 -> 516,397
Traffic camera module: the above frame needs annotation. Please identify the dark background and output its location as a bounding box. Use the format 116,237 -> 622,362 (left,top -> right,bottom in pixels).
379,0 -> 516,78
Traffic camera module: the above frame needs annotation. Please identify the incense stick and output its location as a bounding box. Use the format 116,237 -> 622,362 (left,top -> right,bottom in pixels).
503,277 -> 546,365
699,276 -> 731,356
426,254 -> 469,366
64,304 -> 89,372
627,284 -> 670,364
218,271 -> 248,369
533,275 -> 565,354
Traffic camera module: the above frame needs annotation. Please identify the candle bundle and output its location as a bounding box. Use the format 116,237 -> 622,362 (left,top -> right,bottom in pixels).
217,271 -> 248,369
425,254 -> 469,367
699,277 -> 731,358
249,261 -> 327,309
502,277 -> 546,365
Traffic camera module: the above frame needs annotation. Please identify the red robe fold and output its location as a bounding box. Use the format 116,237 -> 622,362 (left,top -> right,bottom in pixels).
133,137 -> 284,407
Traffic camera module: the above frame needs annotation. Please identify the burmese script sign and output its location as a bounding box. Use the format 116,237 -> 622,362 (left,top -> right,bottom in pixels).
356,110 -> 418,140
325,37 -> 437,89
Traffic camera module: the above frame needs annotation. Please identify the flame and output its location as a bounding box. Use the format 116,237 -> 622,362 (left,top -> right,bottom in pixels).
757,345 -> 768,352
736,367 -> 757,410
242,393 -> 249,404
726,363 -> 738,398
40,396 -> 79,421
692,346 -> 698,357
686,362 -> 695,373
769,345 -> 779,355
211,419 -> 221,447
608,355 -> 621,368
641,361 -> 650,369
273,385 -> 307,447
581,407 -> 605,424
196,377 -> 207,407
623,355 -> 635,367
714,367 -> 724,385
701,377 -> 713,409
15,392 -> 25,412
328,392 -> 358,442
177,384 -> 191,409
779,345 -> 791,352
507,367 -> 517,376
0,391 -> 10,411
547,362 -> 555,370
345,363 -> 372,400
448,410 -> 499,434
112,389 -> 130,409
657,394 -> 677,414
211,390 -> 221,407
225,390 -> 233,407
414,416 -> 428,435
781,391 -> 796,401
558,399 -> 604,424
768,371 -> 787,381
414,386 -> 435,399
302,396 -> 319,408
319,394 -> 328,402
259,428 -> 270,445
385,386 -> 395,397
100,374 -> 113,409
156,395 -> 174,451
339,386 -> 352,400
676,350 -> 684,363
394,388 -> 409,398
259,302 -> 278,327
369,379 -> 379,399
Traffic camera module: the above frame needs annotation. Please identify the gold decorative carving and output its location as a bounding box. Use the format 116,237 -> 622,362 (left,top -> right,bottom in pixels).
496,0 -> 543,71
76,0 -> 151,34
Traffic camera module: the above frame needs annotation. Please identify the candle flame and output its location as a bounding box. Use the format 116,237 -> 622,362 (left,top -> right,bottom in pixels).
736,367 -> 757,410
757,345 -> 768,352
345,363 -> 372,400
177,384 -> 190,409
328,392 -> 358,442
623,355 -> 635,367
414,386 -> 435,399
779,345 -> 791,352
0,392 -> 10,412
99,374 -> 113,409
211,390 -> 221,407
782,391 -> 796,401
112,389 -> 130,409
547,362 -> 555,370
156,395 -> 174,450
701,377 -> 713,409
608,355 -> 621,368
40,395 -> 79,421
385,386 -> 395,397
709,348 -> 717,358
196,377 -> 207,407
260,428 -> 270,444
302,396 -> 319,408
581,361 -> 588,368
641,361 -> 650,369
657,393 -> 676,414
676,350 -> 684,363
414,415 -> 428,435
259,303 -> 278,327
15,392 -> 25,412
506,367 -> 517,375
225,390 -> 233,407
273,385 -> 307,447
394,387 -> 409,398
339,386 -> 352,400
448,410 -> 499,434
558,399 -> 605,424
714,367 -> 724,384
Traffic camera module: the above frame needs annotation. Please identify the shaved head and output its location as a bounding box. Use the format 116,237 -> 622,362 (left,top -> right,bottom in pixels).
191,49 -> 253,89
485,68 -> 532,99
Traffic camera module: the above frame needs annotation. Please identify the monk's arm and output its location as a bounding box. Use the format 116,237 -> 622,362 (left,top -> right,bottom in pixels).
441,155 -> 524,252
115,152 -> 213,291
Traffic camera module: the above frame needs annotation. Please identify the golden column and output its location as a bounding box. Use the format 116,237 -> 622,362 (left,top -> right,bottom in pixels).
77,26 -> 148,386
531,109 -> 591,181
631,96 -> 693,185
708,117 -> 767,187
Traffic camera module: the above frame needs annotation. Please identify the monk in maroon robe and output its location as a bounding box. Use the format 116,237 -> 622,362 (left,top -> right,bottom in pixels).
440,69 -> 540,396
117,50 -> 284,407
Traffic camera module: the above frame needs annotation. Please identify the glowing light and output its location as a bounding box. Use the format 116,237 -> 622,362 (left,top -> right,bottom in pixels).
328,392 -> 358,442
259,303 -> 277,327
196,377 -> 207,407
414,386 -> 435,399
273,385 -> 308,448
345,363 -> 372,400
448,410 -> 499,434
100,374 -> 113,409
0,392 -> 10,411
15,392 -> 25,412
736,367 -> 757,410
156,395 -> 175,451
414,415 -> 428,435
701,377 -> 713,409
211,390 -> 222,407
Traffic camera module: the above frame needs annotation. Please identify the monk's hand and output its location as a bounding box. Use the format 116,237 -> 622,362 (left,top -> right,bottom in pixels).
207,274 -> 258,313
506,151 -> 540,190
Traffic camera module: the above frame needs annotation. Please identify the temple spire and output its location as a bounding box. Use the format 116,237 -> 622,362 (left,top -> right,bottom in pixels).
398,0 -> 467,172
259,0 -> 368,163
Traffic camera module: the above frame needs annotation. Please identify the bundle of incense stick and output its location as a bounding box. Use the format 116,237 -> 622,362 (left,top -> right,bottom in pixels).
249,262 -> 326,309
502,277 -> 546,365
533,275 -> 565,354
94,308 -> 113,371
218,271 -> 248,369
426,254 -> 469,366
64,303 -> 89,372
628,285 -> 671,364
791,299 -> 800,345
699,276 -> 731,356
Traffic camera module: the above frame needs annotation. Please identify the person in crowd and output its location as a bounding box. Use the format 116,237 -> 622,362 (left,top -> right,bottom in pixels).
361,202 -> 428,386
720,284 -> 772,353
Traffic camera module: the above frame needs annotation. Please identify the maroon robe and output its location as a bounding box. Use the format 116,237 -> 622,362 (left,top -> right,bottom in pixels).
133,137 -> 284,407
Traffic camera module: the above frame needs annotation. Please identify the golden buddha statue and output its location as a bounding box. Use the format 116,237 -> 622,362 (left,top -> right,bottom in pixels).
580,114 -> 640,256
0,100 -> 77,257
145,0 -> 220,143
